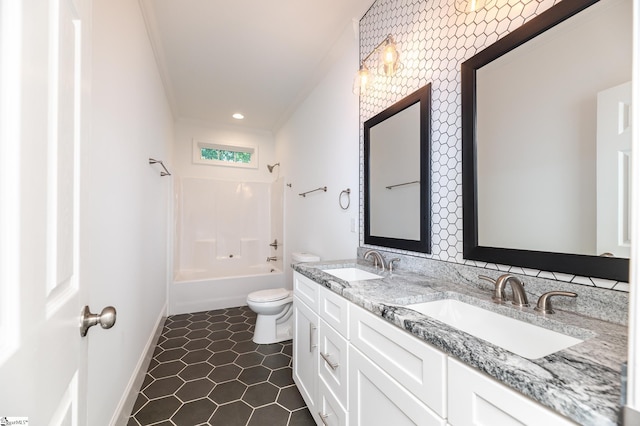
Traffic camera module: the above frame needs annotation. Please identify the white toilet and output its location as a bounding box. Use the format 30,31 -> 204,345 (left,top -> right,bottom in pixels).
247,252 -> 320,344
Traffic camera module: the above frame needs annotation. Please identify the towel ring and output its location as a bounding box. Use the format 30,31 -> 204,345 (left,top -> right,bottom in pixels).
339,188 -> 351,210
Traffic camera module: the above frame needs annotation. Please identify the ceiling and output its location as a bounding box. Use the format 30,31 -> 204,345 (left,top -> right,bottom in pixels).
139,0 -> 374,132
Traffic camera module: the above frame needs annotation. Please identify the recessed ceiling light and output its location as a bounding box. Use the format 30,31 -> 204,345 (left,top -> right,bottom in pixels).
232,113 -> 244,120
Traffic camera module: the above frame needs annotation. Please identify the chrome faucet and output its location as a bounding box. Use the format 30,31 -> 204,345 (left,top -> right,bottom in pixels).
363,249 -> 385,272
266,256 -> 278,262
479,274 -> 529,307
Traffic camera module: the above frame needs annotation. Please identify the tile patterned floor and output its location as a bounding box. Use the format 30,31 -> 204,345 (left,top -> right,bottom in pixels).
127,306 -> 315,426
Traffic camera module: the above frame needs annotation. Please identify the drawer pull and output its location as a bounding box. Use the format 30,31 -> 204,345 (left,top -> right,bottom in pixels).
309,324 -> 317,352
318,412 -> 330,425
320,351 -> 339,370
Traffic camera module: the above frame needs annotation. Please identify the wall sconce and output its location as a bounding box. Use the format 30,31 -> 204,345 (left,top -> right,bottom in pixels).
455,0 -> 494,13
353,34 -> 401,95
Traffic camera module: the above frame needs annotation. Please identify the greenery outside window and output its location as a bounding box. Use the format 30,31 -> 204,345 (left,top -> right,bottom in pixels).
193,140 -> 258,169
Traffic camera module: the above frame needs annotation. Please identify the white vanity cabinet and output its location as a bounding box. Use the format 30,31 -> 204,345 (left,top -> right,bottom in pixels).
293,273 -> 350,425
447,358 -> 576,426
293,271 -> 577,426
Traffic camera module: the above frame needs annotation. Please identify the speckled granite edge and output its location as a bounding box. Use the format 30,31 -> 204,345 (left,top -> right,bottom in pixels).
292,261 -> 628,426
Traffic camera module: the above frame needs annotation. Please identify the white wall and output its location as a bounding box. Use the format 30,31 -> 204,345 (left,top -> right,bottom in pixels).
275,25 -> 361,287
90,0 -> 173,423
174,119 -> 277,181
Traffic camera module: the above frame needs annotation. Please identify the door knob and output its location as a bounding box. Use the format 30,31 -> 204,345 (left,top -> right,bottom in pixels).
80,305 -> 116,337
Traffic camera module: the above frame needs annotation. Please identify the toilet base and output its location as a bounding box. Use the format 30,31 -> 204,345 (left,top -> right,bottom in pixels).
252,306 -> 293,344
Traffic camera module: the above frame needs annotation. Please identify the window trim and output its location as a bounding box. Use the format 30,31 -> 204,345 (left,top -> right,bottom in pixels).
192,139 -> 259,169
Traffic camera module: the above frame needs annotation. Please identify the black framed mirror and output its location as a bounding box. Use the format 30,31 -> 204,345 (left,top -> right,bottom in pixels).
462,0 -> 631,281
364,84 -> 431,253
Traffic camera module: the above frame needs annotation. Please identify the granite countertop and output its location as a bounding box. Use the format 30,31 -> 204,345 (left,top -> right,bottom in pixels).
292,259 -> 628,426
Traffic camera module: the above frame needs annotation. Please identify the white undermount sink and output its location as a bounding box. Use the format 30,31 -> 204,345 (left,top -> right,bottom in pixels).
406,299 -> 584,359
323,267 -> 383,282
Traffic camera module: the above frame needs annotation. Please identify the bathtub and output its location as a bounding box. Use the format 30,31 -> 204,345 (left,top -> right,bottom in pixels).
169,265 -> 285,315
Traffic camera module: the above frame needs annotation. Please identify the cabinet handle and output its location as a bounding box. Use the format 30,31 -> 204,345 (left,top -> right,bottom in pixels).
320,351 -> 339,370
309,323 -> 317,352
318,412 -> 330,426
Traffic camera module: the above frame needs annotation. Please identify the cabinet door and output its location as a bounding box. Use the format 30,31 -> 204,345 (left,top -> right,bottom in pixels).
293,296 -> 318,417
318,318 -> 349,409
448,358 -> 576,426
349,347 -> 446,426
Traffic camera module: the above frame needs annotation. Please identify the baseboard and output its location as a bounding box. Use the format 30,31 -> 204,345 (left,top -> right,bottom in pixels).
110,303 -> 167,426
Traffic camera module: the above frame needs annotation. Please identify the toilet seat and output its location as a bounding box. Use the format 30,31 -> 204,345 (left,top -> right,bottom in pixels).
247,288 -> 290,303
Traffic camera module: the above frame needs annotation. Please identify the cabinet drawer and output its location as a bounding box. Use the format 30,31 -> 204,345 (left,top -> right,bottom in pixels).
294,272 -> 319,311
349,303 -> 447,418
318,318 -> 349,409
349,347 -> 446,426
448,358 -> 576,426
319,285 -> 350,338
319,378 -> 348,426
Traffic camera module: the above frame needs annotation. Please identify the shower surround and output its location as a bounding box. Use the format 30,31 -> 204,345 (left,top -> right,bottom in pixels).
171,177 -> 285,314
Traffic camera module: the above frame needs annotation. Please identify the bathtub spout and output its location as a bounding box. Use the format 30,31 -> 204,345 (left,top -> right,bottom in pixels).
267,256 -> 278,262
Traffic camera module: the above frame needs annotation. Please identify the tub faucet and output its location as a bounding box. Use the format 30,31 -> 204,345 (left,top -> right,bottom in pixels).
479,274 -> 529,307
266,256 -> 278,262
363,249 -> 385,272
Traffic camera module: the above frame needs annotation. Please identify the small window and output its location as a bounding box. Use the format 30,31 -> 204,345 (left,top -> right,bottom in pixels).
193,140 -> 258,169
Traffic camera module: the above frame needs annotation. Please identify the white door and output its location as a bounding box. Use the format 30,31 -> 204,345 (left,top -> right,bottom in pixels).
596,81 -> 633,258
0,0 -> 99,424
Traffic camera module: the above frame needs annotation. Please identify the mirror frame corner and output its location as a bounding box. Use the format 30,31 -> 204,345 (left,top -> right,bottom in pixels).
364,83 -> 432,254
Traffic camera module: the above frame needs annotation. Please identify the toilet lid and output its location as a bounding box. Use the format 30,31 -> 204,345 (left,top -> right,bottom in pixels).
248,288 -> 290,302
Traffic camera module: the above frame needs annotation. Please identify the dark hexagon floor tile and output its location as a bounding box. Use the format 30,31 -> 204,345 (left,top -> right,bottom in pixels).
178,361 -> 214,381
256,343 -> 283,355
209,400 -> 252,426
268,367 -> 294,387
227,322 -> 251,332
229,331 -> 254,342
235,352 -> 265,368
143,376 -> 185,399
262,353 -> 290,370
238,365 -> 270,385
165,328 -> 190,338
277,385 -> 307,410
225,315 -> 247,324
156,347 -> 188,363
186,328 -> 211,340
288,408 -> 316,425
207,321 -> 229,331
209,350 -> 238,366
247,403 -> 290,425
149,360 -> 186,379
209,314 -> 228,323
130,392 -> 149,416
243,382 -> 279,408
209,364 -> 242,383
171,397 -> 217,425
183,338 -> 211,351
282,342 -> 292,357
209,380 -> 247,404
159,336 -> 189,350
210,329 -> 233,341
207,308 -> 227,316
189,312 -> 211,322
208,339 -> 235,353
133,395 -> 182,425
181,348 -> 213,364
166,319 -> 191,329
232,340 -> 259,354
175,378 -> 215,402
187,320 -> 210,331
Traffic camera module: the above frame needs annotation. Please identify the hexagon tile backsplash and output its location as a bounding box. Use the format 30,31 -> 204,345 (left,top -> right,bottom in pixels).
357,0 -> 629,292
